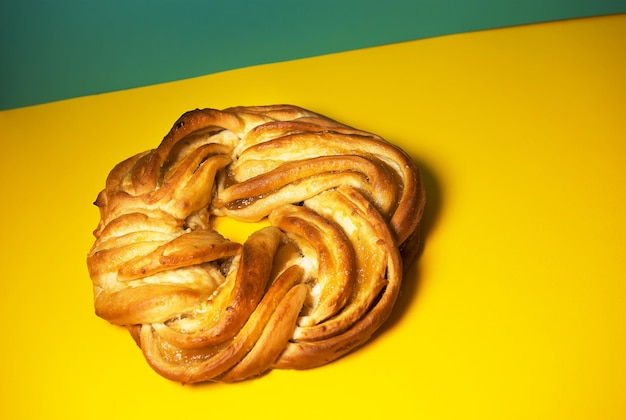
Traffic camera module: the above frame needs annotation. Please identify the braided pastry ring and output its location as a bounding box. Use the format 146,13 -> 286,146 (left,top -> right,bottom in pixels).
87,105 -> 425,383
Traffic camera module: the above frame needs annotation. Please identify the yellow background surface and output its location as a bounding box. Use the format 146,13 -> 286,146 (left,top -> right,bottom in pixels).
1,14 -> 625,419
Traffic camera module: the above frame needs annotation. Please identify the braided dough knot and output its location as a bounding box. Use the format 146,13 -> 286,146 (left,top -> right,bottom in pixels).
87,105 -> 425,383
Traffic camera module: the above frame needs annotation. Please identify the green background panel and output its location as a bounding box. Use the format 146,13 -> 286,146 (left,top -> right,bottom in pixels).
2,0 -> 625,110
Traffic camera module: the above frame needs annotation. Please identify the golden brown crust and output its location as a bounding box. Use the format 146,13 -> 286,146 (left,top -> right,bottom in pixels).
87,104 -> 425,383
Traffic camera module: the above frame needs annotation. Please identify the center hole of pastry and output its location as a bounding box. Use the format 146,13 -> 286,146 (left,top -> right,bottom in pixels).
211,215 -> 271,244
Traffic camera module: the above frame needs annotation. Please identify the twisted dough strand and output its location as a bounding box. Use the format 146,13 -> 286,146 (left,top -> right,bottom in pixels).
87,105 -> 425,383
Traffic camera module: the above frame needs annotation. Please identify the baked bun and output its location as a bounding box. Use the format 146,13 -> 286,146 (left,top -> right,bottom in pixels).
87,105 -> 425,383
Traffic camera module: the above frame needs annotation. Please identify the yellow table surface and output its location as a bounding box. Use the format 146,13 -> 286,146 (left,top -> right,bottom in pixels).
1,13 -> 625,420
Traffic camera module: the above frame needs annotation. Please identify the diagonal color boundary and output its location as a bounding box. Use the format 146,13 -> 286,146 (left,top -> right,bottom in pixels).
2,0 -> 626,110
